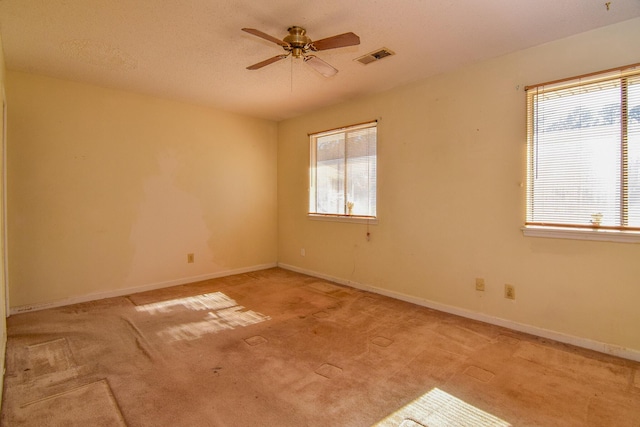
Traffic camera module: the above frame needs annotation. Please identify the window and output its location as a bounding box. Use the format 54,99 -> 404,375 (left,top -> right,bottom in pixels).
524,64 -> 640,240
309,121 -> 377,219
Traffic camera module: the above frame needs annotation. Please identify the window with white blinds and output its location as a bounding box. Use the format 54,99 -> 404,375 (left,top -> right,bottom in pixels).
309,121 -> 377,218
526,65 -> 640,233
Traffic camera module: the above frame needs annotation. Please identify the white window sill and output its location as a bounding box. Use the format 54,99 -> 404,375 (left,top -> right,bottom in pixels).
308,214 -> 378,225
522,226 -> 640,243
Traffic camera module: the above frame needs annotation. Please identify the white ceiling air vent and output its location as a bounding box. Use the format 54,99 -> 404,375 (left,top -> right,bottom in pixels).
355,48 -> 395,65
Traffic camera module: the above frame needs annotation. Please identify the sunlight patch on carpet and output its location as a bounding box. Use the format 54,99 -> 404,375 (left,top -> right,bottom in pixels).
374,387 -> 511,427
134,292 -> 237,314
159,306 -> 270,341
135,292 -> 270,341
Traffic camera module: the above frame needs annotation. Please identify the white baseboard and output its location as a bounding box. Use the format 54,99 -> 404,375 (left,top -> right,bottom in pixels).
9,263 -> 278,315
278,263 -> 640,362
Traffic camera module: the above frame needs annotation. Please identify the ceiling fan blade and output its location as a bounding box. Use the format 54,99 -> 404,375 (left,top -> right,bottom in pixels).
246,55 -> 289,70
304,56 -> 338,77
242,28 -> 289,47
311,32 -> 360,51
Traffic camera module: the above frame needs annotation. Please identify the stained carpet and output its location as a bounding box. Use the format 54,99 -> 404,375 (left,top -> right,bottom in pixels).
2,268 -> 639,426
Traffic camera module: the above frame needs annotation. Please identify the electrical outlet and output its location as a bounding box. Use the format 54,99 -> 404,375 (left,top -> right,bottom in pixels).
187,253 -> 194,263
504,284 -> 515,300
475,278 -> 485,291
301,248 -> 306,257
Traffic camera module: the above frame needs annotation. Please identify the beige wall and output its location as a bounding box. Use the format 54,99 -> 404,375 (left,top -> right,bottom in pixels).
278,18 -> 640,353
6,72 -> 278,308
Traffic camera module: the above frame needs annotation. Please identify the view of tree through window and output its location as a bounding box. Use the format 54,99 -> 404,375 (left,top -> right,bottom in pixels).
526,69 -> 640,231
309,122 -> 377,217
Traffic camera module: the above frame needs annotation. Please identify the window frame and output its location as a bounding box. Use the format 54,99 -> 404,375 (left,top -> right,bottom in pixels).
308,121 -> 378,222
523,63 -> 640,243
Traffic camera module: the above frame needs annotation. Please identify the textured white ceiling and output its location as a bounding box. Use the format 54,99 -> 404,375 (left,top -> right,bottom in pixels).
1,0 -> 639,121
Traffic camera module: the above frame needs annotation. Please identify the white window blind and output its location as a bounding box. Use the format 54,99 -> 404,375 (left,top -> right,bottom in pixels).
309,121 -> 377,218
526,65 -> 640,232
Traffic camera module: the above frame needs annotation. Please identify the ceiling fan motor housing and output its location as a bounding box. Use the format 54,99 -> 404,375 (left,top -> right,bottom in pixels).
284,26 -> 311,57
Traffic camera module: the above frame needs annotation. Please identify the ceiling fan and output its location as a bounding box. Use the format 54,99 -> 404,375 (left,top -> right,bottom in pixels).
242,26 -> 360,77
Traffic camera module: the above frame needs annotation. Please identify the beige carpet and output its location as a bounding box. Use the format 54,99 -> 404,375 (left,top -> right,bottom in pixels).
2,268 -> 639,426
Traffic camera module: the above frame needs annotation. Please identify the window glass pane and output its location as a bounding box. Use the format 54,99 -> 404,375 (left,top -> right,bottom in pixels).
346,127 -> 377,216
309,122 -> 377,217
315,134 -> 345,214
629,77 -> 640,226
530,81 -> 621,226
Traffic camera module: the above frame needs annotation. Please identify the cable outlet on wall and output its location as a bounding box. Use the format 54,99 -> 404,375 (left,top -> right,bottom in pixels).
187,253 -> 194,263
504,284 -> 515,300
475,278 -> 485,291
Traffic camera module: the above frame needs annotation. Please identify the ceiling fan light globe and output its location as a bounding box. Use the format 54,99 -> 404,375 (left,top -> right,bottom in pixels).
304,55 -> 338,77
